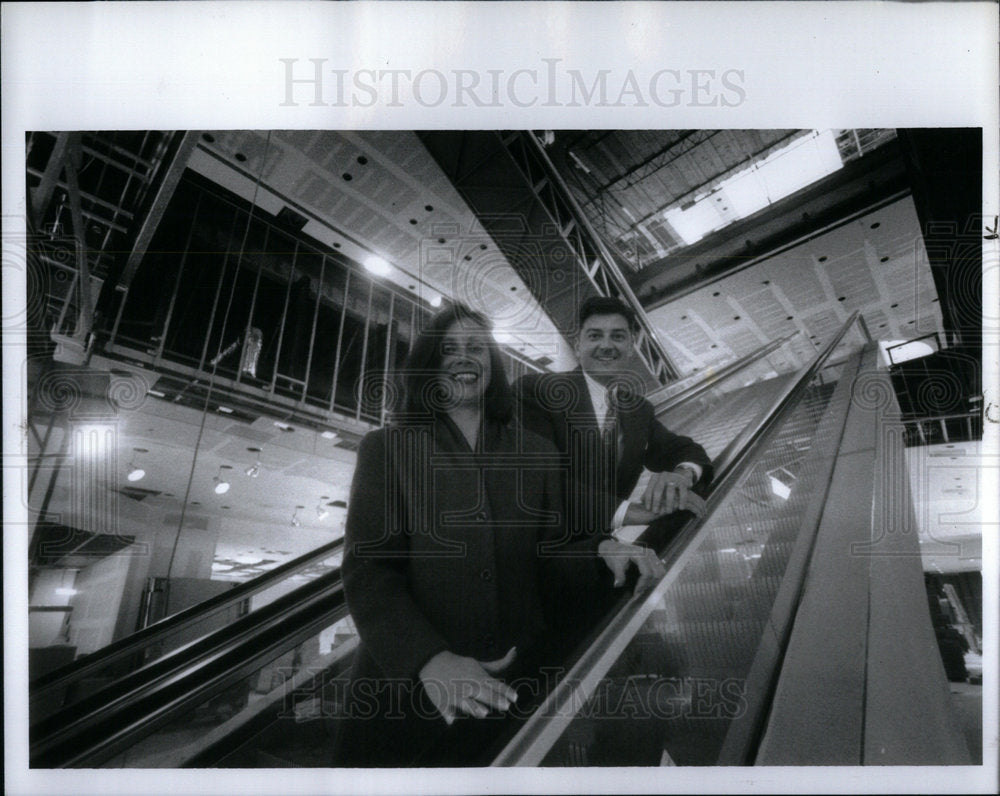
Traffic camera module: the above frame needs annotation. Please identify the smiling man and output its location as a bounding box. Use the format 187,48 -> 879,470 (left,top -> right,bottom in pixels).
514,296 -> 712,546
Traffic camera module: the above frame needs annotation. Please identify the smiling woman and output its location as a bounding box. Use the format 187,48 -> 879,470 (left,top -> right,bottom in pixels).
337,304 -> 664,766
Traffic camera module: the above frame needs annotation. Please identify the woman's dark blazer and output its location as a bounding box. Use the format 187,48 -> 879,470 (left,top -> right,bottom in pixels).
337,414 -> 609,764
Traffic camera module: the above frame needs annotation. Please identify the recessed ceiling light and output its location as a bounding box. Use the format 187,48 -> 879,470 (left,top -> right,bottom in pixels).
356,156 -> 368,165
870,222 -> 880,229
342,173 -> 353,181
425,204 -> 433,212
321,430 -> 338,440
126,447 -> 149,482
234,152 -> 247,163
273,421 -> 294,432
217,405 -> 234,414
147,389 -> 166,398
214,465 -> 232,494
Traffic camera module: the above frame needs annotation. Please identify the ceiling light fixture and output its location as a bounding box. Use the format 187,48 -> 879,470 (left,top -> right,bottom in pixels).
492,327 -> 515,345
214,465 -> 233,495
245,447 -> 262,478
126,448 -> 149,482
364,255 -> 391,276
291,505 -> 305,527
316,495 -> 330,520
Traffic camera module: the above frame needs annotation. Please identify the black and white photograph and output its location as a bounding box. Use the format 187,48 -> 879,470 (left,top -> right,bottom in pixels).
3,3 -> 997,795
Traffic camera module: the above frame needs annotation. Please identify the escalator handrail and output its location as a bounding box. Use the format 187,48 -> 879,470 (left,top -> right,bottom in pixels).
491,312 -> 868,766
30,537 -> 344,699
31,568 -> 349,767
648,332 -> 799,415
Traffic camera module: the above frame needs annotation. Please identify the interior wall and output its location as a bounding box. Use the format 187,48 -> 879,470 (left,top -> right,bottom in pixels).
67,553 -> 131,656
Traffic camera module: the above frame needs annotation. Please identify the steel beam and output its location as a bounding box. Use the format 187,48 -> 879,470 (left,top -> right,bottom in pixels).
418,131 -> 679,387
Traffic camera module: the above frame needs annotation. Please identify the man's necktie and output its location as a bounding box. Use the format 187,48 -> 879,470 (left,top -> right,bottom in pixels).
603,383 -> 625,467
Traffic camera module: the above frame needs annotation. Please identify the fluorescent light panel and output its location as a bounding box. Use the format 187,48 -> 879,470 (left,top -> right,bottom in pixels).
664,130 -> 844,246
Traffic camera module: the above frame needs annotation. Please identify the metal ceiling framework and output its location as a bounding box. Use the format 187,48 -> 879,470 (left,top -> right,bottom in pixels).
552,129 -> 899,273
26,132 -> 180,350
418,130 -> 680,387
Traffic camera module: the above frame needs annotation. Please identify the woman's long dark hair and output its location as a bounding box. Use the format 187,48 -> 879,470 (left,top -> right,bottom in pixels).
397,304 -> 513,423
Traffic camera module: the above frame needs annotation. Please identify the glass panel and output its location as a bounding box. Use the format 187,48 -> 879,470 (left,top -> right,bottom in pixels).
527,356 -> 853,766
359,284 -> 393,423
331,273 -> 372,416
97,609 -> 358,768
657,335 -> 808,462
305,256 -> 349,407
208,218 -> 270,382
30,545 -> 344,724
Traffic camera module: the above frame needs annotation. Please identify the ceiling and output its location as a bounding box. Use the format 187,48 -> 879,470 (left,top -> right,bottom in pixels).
194,129 -> 941,380
643,195 -> 943,377
188,130 -> 577,371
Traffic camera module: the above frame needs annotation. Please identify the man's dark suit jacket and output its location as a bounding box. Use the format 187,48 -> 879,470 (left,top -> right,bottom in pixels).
514,367 -> 713,542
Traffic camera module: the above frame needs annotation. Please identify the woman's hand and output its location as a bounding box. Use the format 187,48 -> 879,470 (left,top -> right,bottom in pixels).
418,646 -> 518,724
598,539 -> 667,595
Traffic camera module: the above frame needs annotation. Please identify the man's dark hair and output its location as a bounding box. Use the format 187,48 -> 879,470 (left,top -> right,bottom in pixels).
578,295 -> 638,334
398,303 -> 513,423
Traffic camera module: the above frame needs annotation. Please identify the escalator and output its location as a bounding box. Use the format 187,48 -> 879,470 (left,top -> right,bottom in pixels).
32,314 -> 898,768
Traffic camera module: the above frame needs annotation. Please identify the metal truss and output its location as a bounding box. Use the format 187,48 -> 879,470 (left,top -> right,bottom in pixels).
496,131 -> 680,385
